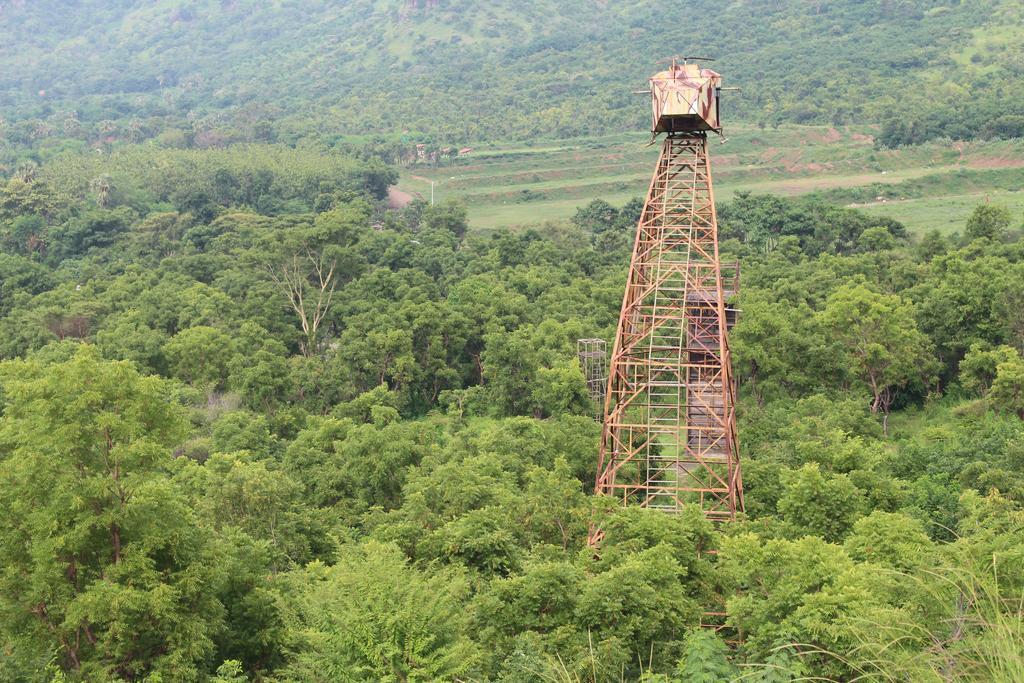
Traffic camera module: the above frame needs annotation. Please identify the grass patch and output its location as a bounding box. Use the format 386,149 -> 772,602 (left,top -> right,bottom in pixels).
396,125 -> 1024,235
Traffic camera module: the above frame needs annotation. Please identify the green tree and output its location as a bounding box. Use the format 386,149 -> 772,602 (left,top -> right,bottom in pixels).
284,414 -> 429,516
720,533 -> 856,663
990,355 -> 1024,419
164,325 -> 236,388
910,254 -> 1011,376
420,198 -> 469,240
335,320 -> 417,402
94,311 -> 169,374
231,346 -> 293,413
482,319 -> 582,417
518,458 -> 589,550
175,451 -> 331,568
673,630 -> 737,683
475,560 -> 582,642
572,198 -> 619,234
434,505 -> 524,577
211,659 -> 247,683
903,474 -> 961,541
818,284 -> 936,432
856,225 -> 897,252
747,646 -> 806,682
284,541 -> 480,682
0,348 -> 224,680
574,544 -> 700,671
997,264 -> 1024,352
1,213 -> 47,256
843,510 -> 933,571
732,295 -> 820,402
778,463 -> 865,542
0,253 -> 52,315
964,203 -> 1012,242
915,229 -> 948,261
959,343 -> 1020,397
47,208 -> 133,262
530,361 -> 591,418
481,327 -> 541,416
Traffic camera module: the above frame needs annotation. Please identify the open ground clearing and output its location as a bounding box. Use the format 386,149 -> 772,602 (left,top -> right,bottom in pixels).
398,125 -> 1024,234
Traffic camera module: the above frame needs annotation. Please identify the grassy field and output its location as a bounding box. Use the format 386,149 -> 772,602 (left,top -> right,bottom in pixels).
857,191 -> 1024,235
396,125 -> 1024,235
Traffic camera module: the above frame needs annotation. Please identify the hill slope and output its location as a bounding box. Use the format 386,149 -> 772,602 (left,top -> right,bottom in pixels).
1,0 -> 1022,147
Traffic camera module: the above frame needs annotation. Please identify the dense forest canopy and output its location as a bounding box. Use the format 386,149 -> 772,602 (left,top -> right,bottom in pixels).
0,137 -> 1023,679
2,1 -> 1024,682
1,0 -> 1023,154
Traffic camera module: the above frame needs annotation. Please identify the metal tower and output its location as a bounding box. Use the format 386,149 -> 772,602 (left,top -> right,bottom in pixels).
592,62 -> 743,542
577,338 -> 609,418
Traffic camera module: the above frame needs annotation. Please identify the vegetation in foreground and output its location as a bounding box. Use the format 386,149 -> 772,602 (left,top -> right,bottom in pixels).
0,141 -> 1023,681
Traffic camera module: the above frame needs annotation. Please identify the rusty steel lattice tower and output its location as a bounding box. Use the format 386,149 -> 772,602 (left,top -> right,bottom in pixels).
592,60 -> 743,539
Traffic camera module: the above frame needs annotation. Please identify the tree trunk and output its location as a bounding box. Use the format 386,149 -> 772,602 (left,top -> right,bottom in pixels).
879,387 -> 894,437
110,523 -> 121,564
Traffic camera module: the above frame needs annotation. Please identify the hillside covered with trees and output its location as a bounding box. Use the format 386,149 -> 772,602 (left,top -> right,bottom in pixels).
2,0 -> 1024,154
2,1 -> 1024,682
